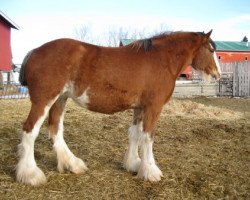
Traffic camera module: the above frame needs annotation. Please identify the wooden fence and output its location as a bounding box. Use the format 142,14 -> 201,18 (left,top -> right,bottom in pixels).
233,62 -> 250,96
0,71 -> 28,99
219,62 -> 250,97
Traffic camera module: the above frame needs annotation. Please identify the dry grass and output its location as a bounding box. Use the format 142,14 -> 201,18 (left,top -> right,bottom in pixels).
0,97 -> 249,199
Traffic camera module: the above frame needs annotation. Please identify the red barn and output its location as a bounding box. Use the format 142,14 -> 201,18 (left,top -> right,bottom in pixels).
0,11 -> 18,72
215,41 -> 250,62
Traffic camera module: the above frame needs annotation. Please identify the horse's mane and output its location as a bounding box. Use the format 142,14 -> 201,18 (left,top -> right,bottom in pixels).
130,31 -> 172,52
130,31 -> 216,52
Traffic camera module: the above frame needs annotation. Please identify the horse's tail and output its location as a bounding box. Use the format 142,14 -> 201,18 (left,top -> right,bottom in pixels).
19,50 -> 33,86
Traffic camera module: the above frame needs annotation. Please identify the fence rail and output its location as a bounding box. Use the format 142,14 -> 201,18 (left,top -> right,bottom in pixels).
0,81 -> 28,99
0,70 -> 28,99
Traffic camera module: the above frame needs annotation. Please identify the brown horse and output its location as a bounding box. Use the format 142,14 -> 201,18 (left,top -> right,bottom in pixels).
16,30 -> 220,185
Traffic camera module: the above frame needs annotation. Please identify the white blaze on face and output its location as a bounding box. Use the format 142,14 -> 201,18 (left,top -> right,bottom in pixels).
214,52 -> 221,75
210,44 -> 221,76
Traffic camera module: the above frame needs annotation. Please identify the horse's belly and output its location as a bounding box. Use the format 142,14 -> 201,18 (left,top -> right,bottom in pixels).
70,85 -> 139,114
88,95 -> 134,114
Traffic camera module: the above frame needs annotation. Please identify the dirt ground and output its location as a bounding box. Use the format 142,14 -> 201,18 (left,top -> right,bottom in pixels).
0,97 -> 249,200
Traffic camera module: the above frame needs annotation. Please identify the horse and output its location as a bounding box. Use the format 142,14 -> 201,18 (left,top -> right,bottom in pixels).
16,30 -> 221,186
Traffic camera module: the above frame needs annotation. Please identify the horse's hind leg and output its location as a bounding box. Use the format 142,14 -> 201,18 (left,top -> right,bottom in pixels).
16,96 -> 58,186
123,108 -> 143,172
48,95 -> 87,174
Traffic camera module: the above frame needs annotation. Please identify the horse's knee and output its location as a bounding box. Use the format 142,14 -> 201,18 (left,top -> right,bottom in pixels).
23,101 -> 54,133
23,108 -> 43,133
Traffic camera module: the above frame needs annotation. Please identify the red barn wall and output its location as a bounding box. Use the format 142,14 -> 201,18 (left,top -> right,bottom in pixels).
216,51 -> 250,63
0,18 -> 12,71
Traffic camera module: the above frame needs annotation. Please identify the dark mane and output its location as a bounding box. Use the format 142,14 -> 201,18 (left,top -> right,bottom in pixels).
131,31 -> 174,52
130,31 -> 216,52
131,38 -> 153,52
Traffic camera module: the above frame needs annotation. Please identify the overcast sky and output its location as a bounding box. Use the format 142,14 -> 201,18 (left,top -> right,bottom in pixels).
1,0 -> 250,63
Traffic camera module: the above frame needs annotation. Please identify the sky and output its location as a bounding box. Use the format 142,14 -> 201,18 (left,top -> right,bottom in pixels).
1,0 -> 250,64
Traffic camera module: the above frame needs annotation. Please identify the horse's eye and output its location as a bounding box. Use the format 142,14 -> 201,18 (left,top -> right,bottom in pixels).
210,49 -> 215,53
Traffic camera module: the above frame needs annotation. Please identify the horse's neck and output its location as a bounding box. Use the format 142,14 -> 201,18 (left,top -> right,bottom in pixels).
159,37 -> 200,78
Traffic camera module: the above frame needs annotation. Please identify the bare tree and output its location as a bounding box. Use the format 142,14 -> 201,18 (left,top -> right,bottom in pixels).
74,24 -> 92,42
106,26 -> 150,47
151,23 -> 170,36
74,24 -> 170,47
106,27 -> 130,47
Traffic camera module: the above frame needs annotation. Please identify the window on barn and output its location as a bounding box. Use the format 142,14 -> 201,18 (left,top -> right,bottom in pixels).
245,57 -> 248,61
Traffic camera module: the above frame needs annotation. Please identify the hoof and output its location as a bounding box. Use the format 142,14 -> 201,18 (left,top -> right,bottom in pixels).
123,155 -> 141,173
16,165 -> 46,186
58,157 -> 88,174
137,163 -> 163,182
69,157 -> 88,174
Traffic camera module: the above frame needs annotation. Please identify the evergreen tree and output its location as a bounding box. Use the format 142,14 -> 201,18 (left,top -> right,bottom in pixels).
241,36 -> 248,42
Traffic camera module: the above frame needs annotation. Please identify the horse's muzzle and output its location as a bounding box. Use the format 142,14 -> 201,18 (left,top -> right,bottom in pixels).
212,72 -> 221,80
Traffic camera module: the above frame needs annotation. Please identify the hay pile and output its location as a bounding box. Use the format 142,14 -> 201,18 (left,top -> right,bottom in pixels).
164,98 -> 243,120
0,97 -> 249,199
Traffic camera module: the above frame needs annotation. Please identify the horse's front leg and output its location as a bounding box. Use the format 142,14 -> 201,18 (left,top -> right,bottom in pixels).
137,105 -> 163,182
123,108 -> 143,172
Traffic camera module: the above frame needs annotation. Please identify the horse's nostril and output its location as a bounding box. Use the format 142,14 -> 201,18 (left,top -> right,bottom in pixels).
215,73 -> 221,80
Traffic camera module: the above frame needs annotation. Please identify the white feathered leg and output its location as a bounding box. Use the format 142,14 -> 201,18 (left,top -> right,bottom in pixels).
137,133 -> 163,182
16,106 -> 51,186
123,122 -> 143,172
52,112 -> 87,174
16,96 -> 59,186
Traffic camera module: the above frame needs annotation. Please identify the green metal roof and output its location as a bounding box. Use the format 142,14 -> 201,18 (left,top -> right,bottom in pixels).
120,39 -> 250,52
214,41 -> 250,52
120,39 -> 135,46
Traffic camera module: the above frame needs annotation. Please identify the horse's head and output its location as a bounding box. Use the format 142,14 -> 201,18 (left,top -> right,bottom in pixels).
192,30 -> 221,80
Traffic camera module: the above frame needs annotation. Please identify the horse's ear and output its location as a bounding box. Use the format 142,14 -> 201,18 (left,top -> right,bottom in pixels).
205,29 -> 213,39
202,29 -> 213,44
